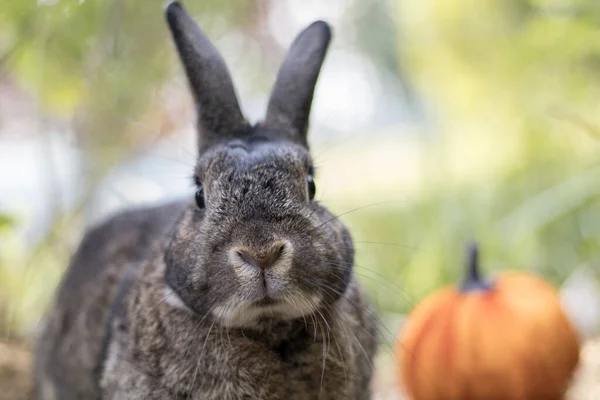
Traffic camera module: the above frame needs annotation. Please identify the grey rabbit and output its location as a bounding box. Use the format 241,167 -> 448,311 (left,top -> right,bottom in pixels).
33,1 -> 379,399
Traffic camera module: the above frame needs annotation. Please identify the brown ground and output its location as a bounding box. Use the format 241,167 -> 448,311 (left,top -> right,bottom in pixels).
2,338 -> 599,399
0,340 -> 33,400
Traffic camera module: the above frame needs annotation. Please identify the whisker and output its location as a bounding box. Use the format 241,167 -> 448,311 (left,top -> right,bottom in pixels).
186,319 -> 216,399
180,299 -> 224,371
301,277 -> 396,357
317,302 -> 349,385
353,240 -> 425,252
322,259 -> 418,308
309,200 -> 410,233
312,283 -> 380,367
313,306 -> 331,392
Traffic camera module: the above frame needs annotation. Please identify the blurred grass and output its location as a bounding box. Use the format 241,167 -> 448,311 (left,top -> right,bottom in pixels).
333,132 -> 600,316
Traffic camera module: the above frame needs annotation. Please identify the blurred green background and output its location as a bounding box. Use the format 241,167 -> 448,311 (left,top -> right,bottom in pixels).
1,0 -> 600,350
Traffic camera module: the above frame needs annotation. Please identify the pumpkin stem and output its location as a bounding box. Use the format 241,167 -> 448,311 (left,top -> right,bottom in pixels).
460,241 -> 494,292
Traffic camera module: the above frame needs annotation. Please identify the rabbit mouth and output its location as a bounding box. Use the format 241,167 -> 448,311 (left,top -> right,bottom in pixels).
212,290 -> 322,327
252,296 -> 280,307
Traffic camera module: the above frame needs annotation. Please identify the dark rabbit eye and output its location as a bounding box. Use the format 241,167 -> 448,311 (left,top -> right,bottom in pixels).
307,175 -> 316,200
195,185 -> 205,209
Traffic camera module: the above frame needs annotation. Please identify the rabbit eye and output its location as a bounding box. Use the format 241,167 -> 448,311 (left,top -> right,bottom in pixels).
195,185 -> 205,209
307,175 -> 316,200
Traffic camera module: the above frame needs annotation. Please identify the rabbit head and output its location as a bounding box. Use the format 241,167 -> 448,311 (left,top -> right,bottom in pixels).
163,1 -> 354,328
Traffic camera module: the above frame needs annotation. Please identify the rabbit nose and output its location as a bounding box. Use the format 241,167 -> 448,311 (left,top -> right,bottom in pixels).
235,241 -> 287,270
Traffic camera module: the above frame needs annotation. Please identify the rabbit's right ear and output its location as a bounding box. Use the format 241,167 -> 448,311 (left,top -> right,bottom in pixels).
263,21 -> 332,148
165,1 -> 249,154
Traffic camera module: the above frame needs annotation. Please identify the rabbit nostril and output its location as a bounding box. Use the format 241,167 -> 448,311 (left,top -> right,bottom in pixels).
269,242 -> 285,263
264,242 -> 285,268
236,250 -> 256,267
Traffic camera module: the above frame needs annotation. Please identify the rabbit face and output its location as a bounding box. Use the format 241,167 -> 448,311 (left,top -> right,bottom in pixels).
165,133 -> 354,327
162,3 -> 348,327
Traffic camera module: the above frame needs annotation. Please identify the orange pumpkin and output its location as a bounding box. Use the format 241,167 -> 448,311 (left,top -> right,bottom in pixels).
396,242 -> 581,400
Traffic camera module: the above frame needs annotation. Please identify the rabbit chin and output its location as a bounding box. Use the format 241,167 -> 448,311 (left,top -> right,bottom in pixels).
211,293 -> 323,328
162,285 -> 322,328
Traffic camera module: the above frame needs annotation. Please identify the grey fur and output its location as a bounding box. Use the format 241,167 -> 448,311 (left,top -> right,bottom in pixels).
165,1 -> 250,155
264,20 -> 331,146
33,2 -> 379,399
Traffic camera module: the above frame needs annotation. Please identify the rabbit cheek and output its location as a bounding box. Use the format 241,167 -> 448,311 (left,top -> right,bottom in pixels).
162,285 -> 194,313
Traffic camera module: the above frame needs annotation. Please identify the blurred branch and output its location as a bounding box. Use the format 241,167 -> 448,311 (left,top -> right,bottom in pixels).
0,7 -> 37,73
497,165 -> 600,242
0,214 -> 15,233
0,42 -> 21,73
550,106 -> 600,141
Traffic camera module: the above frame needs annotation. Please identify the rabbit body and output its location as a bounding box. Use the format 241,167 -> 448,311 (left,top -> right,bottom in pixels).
102,221 -> 377,400
35,201 -> 377,400
34,202 -> 185,399
33,2 -> 379,399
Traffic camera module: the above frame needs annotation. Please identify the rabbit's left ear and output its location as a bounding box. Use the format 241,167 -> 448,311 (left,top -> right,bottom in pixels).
165,1 -> 248,153
263,21 -> 332,148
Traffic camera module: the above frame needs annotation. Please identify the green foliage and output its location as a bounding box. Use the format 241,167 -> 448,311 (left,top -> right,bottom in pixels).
340,0 -> 600,322
1,0 -> 254,172
2,0 -> 600,341
0,214 -> 15,233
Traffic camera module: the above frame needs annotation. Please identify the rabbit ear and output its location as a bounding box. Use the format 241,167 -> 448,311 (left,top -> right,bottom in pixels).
263,21 -> 332,147
165,1 -> 248,152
